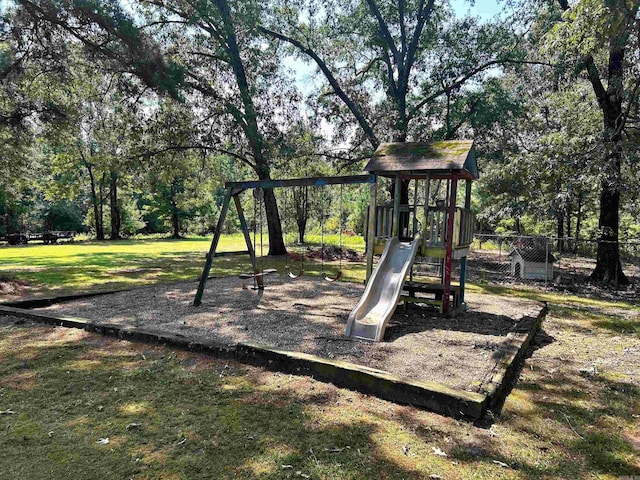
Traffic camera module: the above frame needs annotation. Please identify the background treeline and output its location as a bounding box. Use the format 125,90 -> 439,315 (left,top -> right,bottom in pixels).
0,0 -> 638,281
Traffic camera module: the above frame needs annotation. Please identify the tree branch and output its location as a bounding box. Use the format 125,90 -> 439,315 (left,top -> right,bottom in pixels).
364,0 -> 401,67
402,0 -> 435,91
260,26 -> 379,148
409,59 -> 555,119
131,144 -> 256,168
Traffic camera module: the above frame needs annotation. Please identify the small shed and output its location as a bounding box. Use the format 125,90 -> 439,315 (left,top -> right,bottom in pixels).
509,248 -> 556,281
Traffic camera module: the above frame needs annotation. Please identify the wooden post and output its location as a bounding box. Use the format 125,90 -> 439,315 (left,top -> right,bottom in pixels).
443,175 -> 458,314
193,188 -> 233,306
459,179 -> 473,308
423,174 -> 430,251
392,174 -> 402,238
412,178 -> 418,237
465,179 -> 472,209
365,176 -> 377,281
234,194 -> 258,272
459,257 -> 467,308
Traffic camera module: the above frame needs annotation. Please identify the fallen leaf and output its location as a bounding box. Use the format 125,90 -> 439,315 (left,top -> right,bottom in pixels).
432,447 -> 447,457
176,438 -> 186,445
95,438 -> 110,445
281,465 -> 293,469
429,475 -> 443,480
402,445 -> 410,456
326,447 -> 344,453
0,410 -> 16,415
126,423 -> 142,430
493,460 -> 510,468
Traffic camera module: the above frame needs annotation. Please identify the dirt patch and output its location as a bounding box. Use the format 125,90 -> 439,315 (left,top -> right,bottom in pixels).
35,276 -> 543,392
301,246 -> 363,261
0,277 -> 30,297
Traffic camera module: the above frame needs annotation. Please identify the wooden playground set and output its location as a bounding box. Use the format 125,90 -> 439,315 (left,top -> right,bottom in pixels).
195,141 -> 478,342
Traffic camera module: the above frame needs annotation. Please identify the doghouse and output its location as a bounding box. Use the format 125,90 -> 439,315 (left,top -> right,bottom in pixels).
509,248 -> 556,280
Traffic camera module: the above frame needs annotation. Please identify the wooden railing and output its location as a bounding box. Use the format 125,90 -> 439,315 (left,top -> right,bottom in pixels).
373,204 -> 473,248
425,207 -> 474,247
374,204 -> 420,240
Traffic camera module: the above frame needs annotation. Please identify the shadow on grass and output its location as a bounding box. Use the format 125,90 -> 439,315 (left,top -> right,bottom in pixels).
0,319 -> 440,479
500,372 -> 640,477
2,301 -> 639,479
593,317 -> 640,337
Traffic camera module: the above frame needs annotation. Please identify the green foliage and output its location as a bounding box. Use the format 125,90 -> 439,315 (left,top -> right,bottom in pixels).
119,197 -> 145,235
41,199 -> 84,232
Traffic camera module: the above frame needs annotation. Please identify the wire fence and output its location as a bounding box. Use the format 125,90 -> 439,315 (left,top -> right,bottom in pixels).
468,234 -> 640,290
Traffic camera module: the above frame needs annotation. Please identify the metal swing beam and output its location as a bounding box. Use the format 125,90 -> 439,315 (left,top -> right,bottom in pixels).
193,174 -> 376,307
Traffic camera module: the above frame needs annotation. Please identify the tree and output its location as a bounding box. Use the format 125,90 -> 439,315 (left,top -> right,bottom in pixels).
17,0 -> 294,254
263,1 -> 533,233
49,58 -> 146,240
264,2 -> 526,148
140,101 -> 217,238
545,0 -> 639,285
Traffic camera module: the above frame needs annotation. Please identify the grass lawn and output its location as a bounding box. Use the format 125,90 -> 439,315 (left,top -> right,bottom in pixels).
0,234 -> 367,298
1,237 -> 639,478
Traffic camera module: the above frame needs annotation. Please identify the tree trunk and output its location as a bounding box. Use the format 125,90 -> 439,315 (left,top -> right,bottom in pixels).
263,188 -> 285,255
588,74 -> 629,284
81,154 -> 104,240
566,200 -> 572,252
98,173 -> 106,241
582,16 -> 630,285
589,162 -> 628,285
556,210 -> 564,252
89,168 -> 104,240
170,180 -> 180,239
171,207 -> 180,238
294,186 -> 308,244
575,191 -> 583,252
215,0 -> 285,255
109,169 -> 121,240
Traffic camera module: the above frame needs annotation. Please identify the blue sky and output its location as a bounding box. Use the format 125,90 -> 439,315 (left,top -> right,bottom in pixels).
450,0 -> 508,20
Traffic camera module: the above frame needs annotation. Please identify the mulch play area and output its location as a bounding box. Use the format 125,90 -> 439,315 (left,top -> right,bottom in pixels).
10,275 -> 546,418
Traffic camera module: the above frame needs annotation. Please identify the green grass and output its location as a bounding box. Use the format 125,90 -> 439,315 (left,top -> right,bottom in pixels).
1,236 -> 639,478
1,294 -> 639,479
0,234 -> 367,297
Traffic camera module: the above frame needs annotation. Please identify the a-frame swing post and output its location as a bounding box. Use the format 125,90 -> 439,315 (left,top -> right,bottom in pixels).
233,192 -> 266,288
193,188 -> 234,306
234,193 -> 258,272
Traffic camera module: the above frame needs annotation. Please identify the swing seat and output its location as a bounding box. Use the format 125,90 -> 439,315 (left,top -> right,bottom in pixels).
324,270 -> 342,283
239,269 -> 277,290
238,268 -> 277,280
287,269 -> 304,279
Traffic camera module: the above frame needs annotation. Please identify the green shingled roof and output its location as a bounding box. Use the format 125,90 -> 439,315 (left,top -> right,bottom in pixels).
365,141 -> 478,179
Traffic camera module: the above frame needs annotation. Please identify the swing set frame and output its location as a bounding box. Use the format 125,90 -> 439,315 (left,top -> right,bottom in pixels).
193,174 -> 376,306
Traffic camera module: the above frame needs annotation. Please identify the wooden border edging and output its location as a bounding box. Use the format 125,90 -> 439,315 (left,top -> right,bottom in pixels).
2,289 -> 132,309
479,302 -> 548,409
235,342 -> 487,419
0,304 -> 488,419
